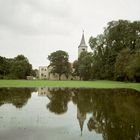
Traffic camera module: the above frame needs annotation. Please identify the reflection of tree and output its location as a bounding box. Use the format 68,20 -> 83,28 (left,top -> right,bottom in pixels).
86,89 -> 140,140
46,88 -> 71,114
0,88 -> 34,108
72,88 -> 93,114
43,87 -> 140,139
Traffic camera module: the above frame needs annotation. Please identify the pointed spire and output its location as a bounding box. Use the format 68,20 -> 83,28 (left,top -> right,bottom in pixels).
78,119 -> 84,136
79,31 -> 87,48
80,31 -> 86,45
77,107 -> 86,136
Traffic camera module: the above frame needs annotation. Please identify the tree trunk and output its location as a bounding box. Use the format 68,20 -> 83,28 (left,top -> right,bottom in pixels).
59,74 -> 61,80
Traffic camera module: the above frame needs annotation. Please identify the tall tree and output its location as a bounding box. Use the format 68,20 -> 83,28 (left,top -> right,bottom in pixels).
48,50 -> 71,80
73,60 -> 79,77
11,55 -> 32,79
125,49 -> 140,82
78,52 -> 93,80
115,48 -> 131,81
0,55 -> 33,79
89,20 -> 140,81
0,56 -> 8,78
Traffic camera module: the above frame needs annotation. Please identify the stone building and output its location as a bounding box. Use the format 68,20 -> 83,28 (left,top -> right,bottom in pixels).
39,66 -> 48,79
39,32 -> 88,80
39,65 -> 75,80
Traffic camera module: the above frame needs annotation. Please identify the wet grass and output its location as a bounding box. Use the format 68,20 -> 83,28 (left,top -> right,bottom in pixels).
0,80 -> 140,91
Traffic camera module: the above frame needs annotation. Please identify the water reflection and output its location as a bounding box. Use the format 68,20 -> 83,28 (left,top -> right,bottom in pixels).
0,87 -> 140,140
46,88 -> 70,114
39,88 -> 140,140
0,88 -> 34,108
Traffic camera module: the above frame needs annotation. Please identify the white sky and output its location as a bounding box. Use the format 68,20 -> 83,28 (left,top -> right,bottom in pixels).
0,0 -> 140,68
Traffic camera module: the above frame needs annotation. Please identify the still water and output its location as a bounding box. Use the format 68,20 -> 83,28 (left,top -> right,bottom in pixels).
0,88 -> 140,140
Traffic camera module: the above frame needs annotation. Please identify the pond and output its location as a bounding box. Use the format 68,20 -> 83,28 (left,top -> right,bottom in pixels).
0,87 -> 140,140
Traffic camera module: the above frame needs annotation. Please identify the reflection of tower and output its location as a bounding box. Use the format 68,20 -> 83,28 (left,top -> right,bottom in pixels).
78,31 -> 88,57
77,106 -> 86,136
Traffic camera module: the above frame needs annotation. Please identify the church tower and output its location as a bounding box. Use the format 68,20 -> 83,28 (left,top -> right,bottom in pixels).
78,31 -> 88,57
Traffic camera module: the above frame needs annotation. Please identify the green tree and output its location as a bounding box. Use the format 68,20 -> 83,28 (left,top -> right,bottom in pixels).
48,50 -> 71,80
125,50 -> 140,81
115,48 -> 140,82
73,60 -> 79,77
115,48 -> 131,81
89,35 -> 107,79
31,69 -> 38,78
0,56 -> 7,78
11,55 -> 32,79
78,52 -> 93,80
0,57 -> 13,79
0,55 -> 33,79
89,20 -> 140,81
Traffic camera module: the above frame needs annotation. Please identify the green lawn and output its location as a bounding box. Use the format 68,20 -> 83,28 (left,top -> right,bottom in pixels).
0,80 -> 140,91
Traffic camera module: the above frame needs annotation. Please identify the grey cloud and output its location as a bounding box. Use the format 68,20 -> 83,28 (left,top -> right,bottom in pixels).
0,0 -> 77,36
0,0 -> 140,68
25,0 -> 72,18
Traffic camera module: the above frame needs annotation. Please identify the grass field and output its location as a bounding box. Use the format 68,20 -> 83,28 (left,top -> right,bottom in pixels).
0,80 -> 140,91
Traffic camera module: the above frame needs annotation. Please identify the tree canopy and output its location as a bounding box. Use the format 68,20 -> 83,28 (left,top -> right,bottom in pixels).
0,55 -> 33,79
73,52 -> 93,80
74,20 -> 140,82
48,50 -> 71,80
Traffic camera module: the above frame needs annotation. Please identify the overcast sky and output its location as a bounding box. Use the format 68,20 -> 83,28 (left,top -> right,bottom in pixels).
0,0 -> 140,68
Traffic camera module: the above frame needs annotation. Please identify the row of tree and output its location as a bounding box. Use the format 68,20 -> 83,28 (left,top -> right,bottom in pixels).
0,55 -> 34,79
73,20 -> 140,82
48,20 -> 140,82
1,20 -> 139,81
